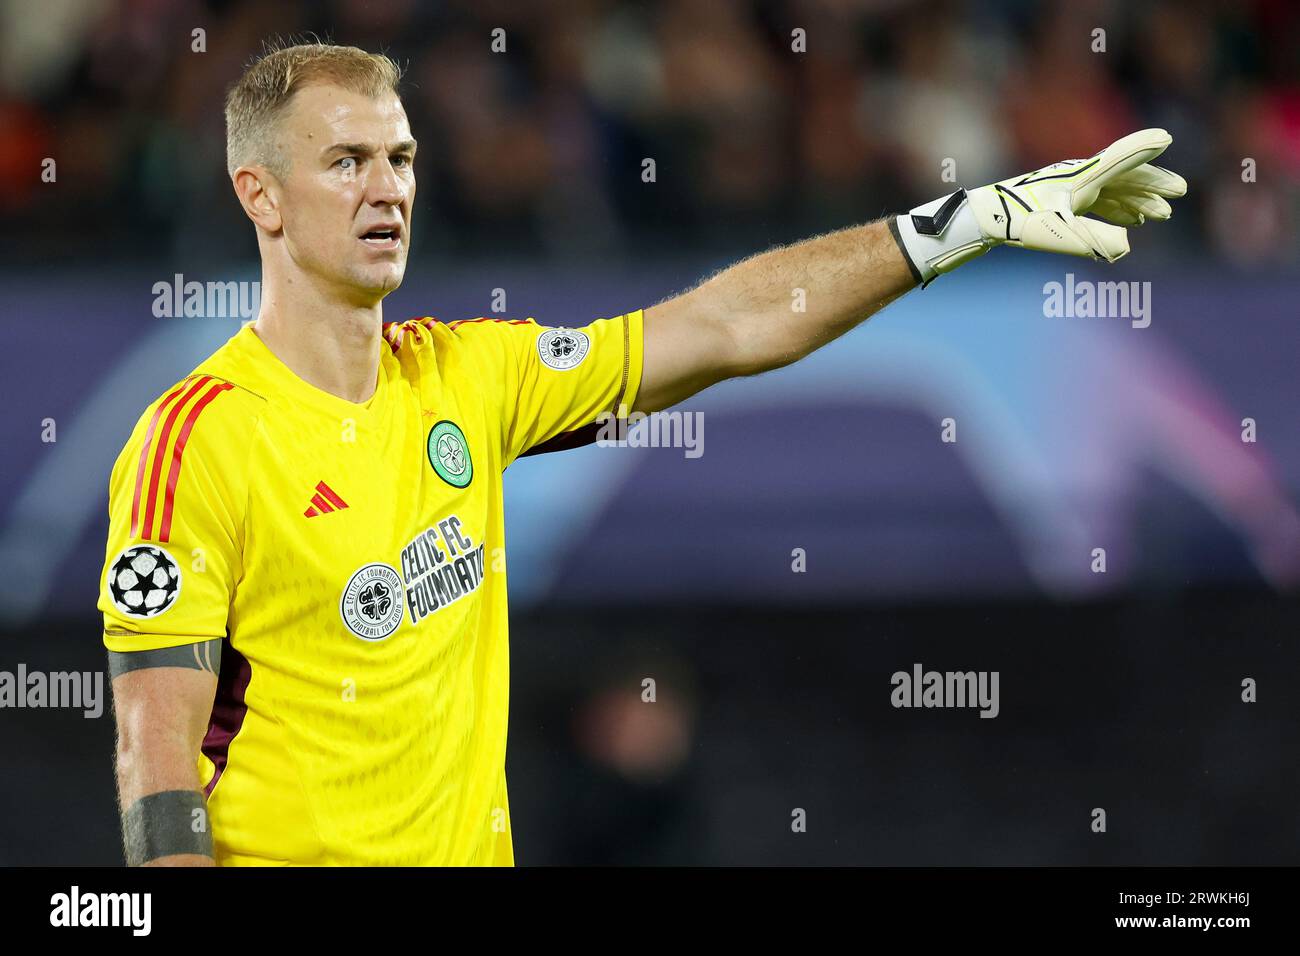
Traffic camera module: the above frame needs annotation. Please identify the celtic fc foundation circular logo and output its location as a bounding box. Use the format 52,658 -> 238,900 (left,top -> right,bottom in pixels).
536,328 -> 590,370
427,420 -> 473,488
339,563 -> 404,641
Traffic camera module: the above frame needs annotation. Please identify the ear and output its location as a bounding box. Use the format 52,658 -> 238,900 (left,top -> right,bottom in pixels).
231,165 -> 283,234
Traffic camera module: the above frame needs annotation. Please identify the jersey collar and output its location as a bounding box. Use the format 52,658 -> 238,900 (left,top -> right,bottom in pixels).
237,324 -> 391,420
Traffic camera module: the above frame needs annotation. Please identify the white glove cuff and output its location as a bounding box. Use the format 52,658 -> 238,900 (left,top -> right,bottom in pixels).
891,190 -> 990,287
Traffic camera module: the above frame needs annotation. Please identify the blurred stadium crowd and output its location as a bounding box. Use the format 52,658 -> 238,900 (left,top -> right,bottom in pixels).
1,0 -> 1297,267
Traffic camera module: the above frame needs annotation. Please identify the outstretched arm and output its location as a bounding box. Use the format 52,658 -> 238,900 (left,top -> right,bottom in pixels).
637,219 -> 914,412
636,128 -> 1187,414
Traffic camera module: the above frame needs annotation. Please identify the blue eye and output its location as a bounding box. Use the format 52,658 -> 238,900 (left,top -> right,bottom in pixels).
337,156 -> 358,172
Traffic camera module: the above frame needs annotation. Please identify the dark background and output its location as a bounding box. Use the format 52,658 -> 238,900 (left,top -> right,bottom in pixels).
1,0 -> 1298,865
8,596 -> 1299,865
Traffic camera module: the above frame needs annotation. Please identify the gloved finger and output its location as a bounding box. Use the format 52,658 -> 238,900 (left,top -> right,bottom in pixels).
1068,214 -> 1131,262
1055,129 -> 1173,213
1127,193 -> 1173,220
1090,198 -> 1145,226
1086,129 -> 1174,190
1096,189 -> 1173,221
1102,162 -> 1188,198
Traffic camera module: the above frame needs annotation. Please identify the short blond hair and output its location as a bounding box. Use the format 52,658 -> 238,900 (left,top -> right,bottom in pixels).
224,40 -> 403,177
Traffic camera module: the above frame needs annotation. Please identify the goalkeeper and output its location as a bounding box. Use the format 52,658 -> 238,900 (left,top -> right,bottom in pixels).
101,39 -> 1185,868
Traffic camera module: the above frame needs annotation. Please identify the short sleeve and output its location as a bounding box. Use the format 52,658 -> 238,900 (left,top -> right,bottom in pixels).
99,375 -> 251,653
449,310 -> 644,466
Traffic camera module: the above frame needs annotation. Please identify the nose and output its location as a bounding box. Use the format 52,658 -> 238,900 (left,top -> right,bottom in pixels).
365,157 -> 408,208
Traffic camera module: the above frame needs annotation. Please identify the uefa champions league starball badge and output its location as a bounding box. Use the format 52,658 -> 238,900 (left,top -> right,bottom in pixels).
107,544 -> 182,617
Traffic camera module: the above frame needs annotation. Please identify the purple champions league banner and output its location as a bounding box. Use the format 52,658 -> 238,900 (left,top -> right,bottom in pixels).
1,255 -> 1297,626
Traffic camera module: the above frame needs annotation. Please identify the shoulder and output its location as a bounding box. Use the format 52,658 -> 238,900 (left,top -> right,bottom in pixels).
110,366 -> 266,517
382,316 -> 538,354
382,318 -> 544,390
122,369 -> 265,455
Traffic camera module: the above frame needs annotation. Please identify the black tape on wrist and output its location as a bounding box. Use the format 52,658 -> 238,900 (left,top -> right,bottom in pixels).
123,790 -> 214,865
887,216 -> 924,286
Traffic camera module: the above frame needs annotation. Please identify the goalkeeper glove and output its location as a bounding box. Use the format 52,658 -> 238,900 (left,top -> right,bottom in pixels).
891,128 -> 1188,286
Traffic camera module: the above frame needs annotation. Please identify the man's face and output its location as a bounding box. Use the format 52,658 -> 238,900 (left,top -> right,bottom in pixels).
274,84 -> 416,302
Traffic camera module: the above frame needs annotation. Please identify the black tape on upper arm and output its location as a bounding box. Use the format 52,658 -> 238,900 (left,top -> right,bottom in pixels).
108,640 -> 221,679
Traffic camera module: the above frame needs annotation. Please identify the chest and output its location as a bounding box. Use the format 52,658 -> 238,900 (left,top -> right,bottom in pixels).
238,390 -> 496,640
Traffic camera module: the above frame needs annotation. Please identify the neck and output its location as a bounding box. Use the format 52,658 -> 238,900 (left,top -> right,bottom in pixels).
251,269 -> 384,405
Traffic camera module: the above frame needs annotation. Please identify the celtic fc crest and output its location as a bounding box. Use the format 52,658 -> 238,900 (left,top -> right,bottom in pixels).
427,420 -> 473,488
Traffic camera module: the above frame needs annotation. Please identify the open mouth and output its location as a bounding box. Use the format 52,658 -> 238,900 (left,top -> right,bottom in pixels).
359,225 -> 402,250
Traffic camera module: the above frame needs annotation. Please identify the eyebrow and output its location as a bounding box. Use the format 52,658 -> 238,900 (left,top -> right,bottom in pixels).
322,140 -> 417,159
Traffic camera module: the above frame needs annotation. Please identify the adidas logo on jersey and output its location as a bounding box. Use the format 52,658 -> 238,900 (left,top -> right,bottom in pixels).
304,481 -> 349,518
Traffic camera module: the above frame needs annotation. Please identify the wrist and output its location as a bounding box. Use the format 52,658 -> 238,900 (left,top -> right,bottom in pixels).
891,189 -> 997,286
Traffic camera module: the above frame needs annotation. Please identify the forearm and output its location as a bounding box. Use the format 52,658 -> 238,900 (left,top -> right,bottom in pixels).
703,219 -> 916,376
638,219 -> 915,410
115,726 -> 215,866
110,650 -> 219,866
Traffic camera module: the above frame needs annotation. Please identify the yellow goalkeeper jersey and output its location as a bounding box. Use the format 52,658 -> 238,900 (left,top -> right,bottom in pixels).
98,311 -> 643,865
